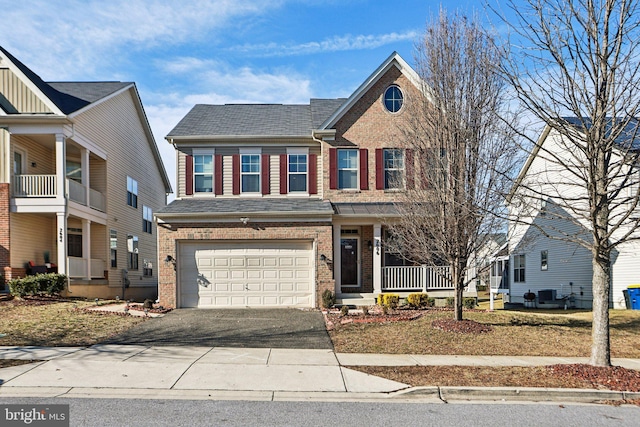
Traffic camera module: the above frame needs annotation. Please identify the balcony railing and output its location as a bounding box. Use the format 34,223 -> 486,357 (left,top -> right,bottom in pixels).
68,257 -> 106,279
382,265 -> 452,291
12,174 -> 57,197
67,179 -> 106,212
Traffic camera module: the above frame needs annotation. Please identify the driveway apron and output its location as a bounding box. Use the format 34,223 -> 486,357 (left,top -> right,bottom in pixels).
102,308 -> 333,349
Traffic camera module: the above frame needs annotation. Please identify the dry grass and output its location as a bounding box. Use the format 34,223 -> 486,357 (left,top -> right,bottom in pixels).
0,297 -> 146,346
329,309 -> 640,358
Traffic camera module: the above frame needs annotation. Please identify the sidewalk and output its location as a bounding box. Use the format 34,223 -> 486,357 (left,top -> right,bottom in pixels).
0,345 -> 639,404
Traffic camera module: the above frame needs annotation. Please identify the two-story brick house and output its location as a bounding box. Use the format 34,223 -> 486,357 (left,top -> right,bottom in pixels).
157,52 -> 452,308
0,46 -> 172,300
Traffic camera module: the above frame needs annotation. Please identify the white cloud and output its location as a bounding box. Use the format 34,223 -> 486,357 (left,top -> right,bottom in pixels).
229,30 -> 420,56
0,0 -> 283,79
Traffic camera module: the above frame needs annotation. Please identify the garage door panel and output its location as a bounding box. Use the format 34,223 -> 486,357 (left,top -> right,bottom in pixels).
179,241 -> 314,308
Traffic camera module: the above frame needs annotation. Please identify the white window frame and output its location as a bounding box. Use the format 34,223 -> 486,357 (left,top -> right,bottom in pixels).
287,148 -> 309,195
541,250 -> 548,271
127,176 -> 138,208
384,148 -> 405,190
13,146 -> 27,175
338,149 -> 359,190
240,148 -> 261,195
514,254 -> 525,283
192,149 -> 214,194
143,205 -> 153,234
127,235 -> 139,270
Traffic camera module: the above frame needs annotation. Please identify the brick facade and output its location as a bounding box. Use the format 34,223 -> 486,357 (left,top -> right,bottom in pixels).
158,220 -> 334,308
0,184 -> 10,286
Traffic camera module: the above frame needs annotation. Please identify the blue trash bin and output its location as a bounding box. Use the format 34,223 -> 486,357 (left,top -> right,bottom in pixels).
628,286 -> 640,310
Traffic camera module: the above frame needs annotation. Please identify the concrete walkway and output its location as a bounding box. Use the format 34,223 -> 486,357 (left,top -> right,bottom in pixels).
0,345 -> 639,403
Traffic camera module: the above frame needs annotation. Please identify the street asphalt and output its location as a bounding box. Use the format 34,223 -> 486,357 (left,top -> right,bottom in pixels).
100,308 -> 333,349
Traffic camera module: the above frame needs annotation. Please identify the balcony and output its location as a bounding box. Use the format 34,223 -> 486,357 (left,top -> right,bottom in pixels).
11,175 -> 105,212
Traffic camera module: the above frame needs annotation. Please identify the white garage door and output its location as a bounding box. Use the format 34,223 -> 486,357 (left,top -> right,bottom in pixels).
178,241 -> 314,308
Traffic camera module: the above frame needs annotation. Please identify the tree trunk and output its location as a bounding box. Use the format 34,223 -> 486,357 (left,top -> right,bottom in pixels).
590,248 -> 611,367
452,258 -> 464,321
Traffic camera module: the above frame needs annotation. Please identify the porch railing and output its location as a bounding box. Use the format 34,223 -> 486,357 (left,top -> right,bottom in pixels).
67,179 -> 106,212
382,265 -> 453,291
68,257 -> 106,279
12,174 -> 57,197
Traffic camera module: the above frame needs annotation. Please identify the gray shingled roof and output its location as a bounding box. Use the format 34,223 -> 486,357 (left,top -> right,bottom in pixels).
332,203 -> 399,216
157,198 -> 334,216
0,46 -> 131,115
167,99 -> 346,138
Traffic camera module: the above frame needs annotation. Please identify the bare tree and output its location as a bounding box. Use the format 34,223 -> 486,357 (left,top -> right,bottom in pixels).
387,9 -> 519,321
496,0 -> 640,366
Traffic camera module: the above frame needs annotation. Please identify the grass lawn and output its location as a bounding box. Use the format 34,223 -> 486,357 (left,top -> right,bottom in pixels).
0,297 -> 146,348
329,308 -> 640,358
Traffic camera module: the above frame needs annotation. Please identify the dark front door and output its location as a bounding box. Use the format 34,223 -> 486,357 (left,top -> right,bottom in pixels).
341,238 -> 358,288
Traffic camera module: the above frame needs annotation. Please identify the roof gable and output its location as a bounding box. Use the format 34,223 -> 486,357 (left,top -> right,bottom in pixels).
318,52 -> 425,130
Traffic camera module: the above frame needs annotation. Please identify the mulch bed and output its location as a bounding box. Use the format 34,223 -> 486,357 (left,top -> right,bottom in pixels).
431,318 -> 493,334
548,364 -> 640,392
323,309 -> 425,330
0,295 -> 71,307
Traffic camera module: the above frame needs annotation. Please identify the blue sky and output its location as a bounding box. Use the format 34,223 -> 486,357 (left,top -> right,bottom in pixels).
0,0 -> 498,194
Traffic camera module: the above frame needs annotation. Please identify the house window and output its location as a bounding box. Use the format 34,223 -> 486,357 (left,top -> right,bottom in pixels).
127,176 -> 138,208
110,229 -> 117,268
194,154 -> 213,193
143,259 -> 153,277
541,250 -> 548,271
67,229 -> 82,258
288,154 -> 307,192
338,149 -> 358,189
66,159 -> 82,183
384,149 -> 404,189
143,206 -> 153,234
514,254 -> 525,282
241,154 -> 260,193
383,85 -> 403,113
127,235 -> 139,270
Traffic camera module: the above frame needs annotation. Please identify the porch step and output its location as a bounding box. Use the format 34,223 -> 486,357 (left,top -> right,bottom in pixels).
336,294 -> 377,307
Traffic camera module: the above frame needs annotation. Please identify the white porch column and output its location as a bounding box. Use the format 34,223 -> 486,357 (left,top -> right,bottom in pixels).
55,134 -> 66,201
333,223 -> 341,294
81,147 -> 90,206
0,128 -> 10,183
82,219 -> 91,279
56,213 -> 67,275
373,223 -> 382,294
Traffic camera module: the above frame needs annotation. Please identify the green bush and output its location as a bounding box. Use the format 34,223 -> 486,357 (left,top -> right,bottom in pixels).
463,297 -> 477,309
340,305 -> 349,316
321,289 -> 336,308
406,293 -> 430,308
8,273 -> 67,297
427,297 -> 436,307
445,297 -> 455,308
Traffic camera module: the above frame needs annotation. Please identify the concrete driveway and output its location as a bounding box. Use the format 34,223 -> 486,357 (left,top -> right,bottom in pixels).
102,308 -> 333,349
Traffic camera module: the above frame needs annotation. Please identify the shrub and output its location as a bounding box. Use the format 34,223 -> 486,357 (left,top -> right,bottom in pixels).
379,293 -> 400,309
445,297 -> 455,308
321,289 -> 336,309
8,273 -> 67,297
426,297 -> 436,307
360,305 -> 369,315
463,297 -> 477,309
340,305 -> 350,316
406,293 -> 430,308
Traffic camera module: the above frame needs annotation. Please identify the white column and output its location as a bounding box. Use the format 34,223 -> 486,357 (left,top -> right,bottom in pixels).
81,147 -> 90,206
0,128 -> 10,183
55,134 -> 65,200
333,223 -> 341,294
373,223 -> 382,294
56,213 -> 67,275
82,219 -> 91,279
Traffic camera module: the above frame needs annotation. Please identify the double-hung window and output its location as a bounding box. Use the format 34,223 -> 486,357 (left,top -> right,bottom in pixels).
127,176 -> 138,208
288,151 -> 308,193
194,153 -> 213,193
143,206 -> 153,234
338,149 -> 358,189
514,254 -> 525,282
241,153 -> 261,193
384,149 -> 404,189
127,235 -> 139,270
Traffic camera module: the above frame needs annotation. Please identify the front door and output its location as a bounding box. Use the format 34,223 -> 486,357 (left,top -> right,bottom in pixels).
341,238 -> 359,289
